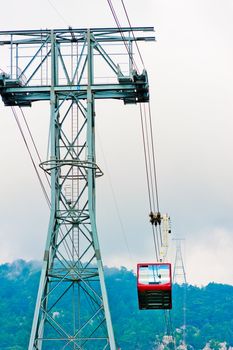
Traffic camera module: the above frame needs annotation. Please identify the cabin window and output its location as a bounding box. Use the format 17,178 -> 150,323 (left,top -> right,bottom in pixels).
138,264 -> 170,285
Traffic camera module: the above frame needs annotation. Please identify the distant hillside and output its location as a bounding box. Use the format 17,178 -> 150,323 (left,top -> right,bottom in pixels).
0,260 -> 233,350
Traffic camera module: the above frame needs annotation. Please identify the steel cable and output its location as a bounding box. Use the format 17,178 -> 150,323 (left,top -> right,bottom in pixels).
139,103 -> 163,258
140,102 -> 176,344
19,106 -> 51,188
120,0 -> 145,69
11,106 -> 51,207
106,0 -> 138,70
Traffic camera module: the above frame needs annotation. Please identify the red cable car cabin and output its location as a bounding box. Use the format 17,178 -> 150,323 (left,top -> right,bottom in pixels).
137,263 -> 172,310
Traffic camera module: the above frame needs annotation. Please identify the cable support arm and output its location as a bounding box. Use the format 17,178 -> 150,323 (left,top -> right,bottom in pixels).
0,27 -> 155,45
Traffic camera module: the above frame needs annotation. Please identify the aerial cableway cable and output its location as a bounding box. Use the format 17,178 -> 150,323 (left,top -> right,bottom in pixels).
19,106 -> 51,188
11,106 -> 51,207
107,0 -> 163,254
106,0 -> 163,263
120,0 -> 145,69
139,103 -> 162,257
106,0 -> 138,70
107,0 -> 176,342
140,102 -> 176,347
147,100 -> 164,253
147,101 -> 160,213
109,0 -> 164,259
140,102 -> 176,344
139,103 -> 159,261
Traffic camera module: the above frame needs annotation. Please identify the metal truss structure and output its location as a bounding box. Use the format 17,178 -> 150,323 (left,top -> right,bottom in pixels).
173,238 -> 187,347
0,27 -> 154,350
173,239 -> 187,285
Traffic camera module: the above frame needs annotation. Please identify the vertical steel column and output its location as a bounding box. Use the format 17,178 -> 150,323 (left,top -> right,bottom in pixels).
86,30 -> 116,350
28,30 -> 59,350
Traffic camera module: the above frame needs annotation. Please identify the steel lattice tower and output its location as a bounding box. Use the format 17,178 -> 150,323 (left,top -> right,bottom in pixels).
173,238 -> 187,348
173,239 -> 187,284
0,27 -> 154,350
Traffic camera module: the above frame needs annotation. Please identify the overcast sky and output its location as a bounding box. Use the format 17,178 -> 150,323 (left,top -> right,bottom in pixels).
0,0 -> 233,286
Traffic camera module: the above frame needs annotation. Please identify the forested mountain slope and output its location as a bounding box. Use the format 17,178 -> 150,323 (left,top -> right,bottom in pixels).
0,260 -> 232,350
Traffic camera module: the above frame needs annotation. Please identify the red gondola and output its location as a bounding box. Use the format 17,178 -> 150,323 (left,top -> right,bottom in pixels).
137,263 -> 172,310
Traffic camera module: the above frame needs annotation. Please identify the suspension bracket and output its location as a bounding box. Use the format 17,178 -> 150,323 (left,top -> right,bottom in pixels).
118,69 -> 149,104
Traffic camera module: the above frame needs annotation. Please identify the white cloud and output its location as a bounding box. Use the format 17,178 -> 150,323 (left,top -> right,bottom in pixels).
186,228 -> 233,285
